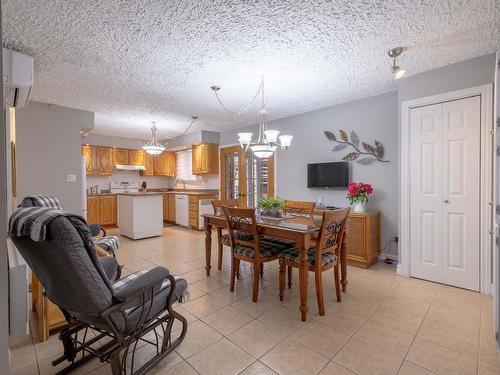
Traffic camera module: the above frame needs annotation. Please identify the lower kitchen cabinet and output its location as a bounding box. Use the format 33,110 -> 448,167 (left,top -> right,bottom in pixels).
87,194 -> 117,226
188,194 -> 217,230
163,193 -> 176,223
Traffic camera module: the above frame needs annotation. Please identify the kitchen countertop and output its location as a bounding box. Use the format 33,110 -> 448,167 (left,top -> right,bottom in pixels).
161,190 -> 218,196
116,192 -> 164,196
87,189 -> 218,196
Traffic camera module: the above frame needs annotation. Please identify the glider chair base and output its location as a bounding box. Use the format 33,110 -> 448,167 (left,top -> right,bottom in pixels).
52,281 -> 188,375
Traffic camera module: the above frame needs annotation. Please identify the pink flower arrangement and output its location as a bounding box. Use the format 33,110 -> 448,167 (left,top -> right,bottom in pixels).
347,182 -> 373,204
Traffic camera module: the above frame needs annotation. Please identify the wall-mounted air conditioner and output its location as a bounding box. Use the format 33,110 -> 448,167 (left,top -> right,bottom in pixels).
3,47 -> 34,108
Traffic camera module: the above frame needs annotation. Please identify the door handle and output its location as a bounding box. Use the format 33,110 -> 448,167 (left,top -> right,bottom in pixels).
444,199 -> 450,204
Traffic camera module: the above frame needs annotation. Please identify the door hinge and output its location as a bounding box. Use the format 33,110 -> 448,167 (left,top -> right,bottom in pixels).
490,129 -> 495,135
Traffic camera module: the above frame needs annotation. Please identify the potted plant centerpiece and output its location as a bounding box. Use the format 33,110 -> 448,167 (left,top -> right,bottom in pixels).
346,182 -> 373,213
258,196 -> 285,218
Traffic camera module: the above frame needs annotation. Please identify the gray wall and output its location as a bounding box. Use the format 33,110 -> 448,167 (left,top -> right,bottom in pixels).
398,53 -> 498,103
16,102 -> 94,214
220,92 -> 399,255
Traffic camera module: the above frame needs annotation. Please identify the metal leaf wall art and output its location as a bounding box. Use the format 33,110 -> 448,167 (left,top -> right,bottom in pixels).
324,130 -> 389,164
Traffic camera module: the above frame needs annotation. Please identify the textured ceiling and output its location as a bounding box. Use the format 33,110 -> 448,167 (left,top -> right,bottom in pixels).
2,0 -> 499,139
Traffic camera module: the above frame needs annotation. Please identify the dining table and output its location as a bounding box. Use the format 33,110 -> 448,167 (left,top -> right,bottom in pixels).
203,212 -> 348,321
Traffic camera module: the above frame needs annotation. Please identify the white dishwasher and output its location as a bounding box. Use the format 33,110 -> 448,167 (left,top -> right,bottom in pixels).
175,194 -> 189,226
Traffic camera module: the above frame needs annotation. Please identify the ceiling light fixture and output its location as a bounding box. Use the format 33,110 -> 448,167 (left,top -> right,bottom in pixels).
142,122 -> 166,155
388,47 -> 406,79
211,76 -> 293,158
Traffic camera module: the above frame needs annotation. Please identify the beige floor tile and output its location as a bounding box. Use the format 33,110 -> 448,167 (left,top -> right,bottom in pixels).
353,320 -> 414,358
11,362 -> 39,375
208,284 -> 250,304
315,306 -> 367,336
261,340 -> 329,375
258,305 -> 307,333
157,361 -> 198,375
227,320 -> 288,358
478,361 -> 500,375
319,362 -> 356,375
202,306 -> 253,335
417,319 -> 478,358
291,320 -> 350,359
176,320 -> 222,359
231,294 -> 279,318
185,285 -> 208,300
397,361 -> 436,375
130,346 -> 183,373
333,338 -> 402,375
191,276 -> 229,293
182,294 -> 229,318
382,294 -> 431,318
425,304 -> 480,334
239,361 -> 278,375
370,305 -> 423,335
479,329 -> 500,368
406,338 -> 477,375
187,338 -> 255,375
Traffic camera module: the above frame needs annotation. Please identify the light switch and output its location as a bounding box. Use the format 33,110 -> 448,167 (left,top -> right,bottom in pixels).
66,174 -> 76,183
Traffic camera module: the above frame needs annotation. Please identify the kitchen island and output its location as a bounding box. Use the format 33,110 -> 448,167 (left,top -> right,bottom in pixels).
117,192 -> 163,239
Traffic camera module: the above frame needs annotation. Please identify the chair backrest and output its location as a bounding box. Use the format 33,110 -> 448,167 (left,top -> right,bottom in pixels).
284,200 -> 316,217
315,208 -> 350,265
223,207 -> 263,258
10,215 -> 114,317
211,198 -> 238,216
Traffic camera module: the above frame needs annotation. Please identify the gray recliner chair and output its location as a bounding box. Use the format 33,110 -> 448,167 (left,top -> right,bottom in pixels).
10,210 -> 188,374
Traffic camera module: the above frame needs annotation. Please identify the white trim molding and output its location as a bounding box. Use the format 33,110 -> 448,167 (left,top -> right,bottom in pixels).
399,84 -> 495,294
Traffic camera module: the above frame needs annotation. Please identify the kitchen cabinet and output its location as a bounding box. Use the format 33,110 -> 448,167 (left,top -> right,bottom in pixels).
188,194 -> 217,230
162,193 -> 176,223
113,148 -> 129,165
154,151 -> 176,176
129,149 -> 144,166
87,194 -> 117,226
100,195 -> 117,225
192,143 -> 218,175
96,147 -> 113,175
81,146 -> 97,175
141,152 -> 154,176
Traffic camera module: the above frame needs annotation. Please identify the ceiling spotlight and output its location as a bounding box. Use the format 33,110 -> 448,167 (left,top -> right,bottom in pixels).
388,47 -> 406,79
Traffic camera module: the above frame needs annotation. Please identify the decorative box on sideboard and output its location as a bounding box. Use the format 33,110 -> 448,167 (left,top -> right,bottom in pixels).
315,209 -> 381,268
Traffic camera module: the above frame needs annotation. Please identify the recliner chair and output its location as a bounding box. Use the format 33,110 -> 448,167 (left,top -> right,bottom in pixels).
10,209 -> 188,374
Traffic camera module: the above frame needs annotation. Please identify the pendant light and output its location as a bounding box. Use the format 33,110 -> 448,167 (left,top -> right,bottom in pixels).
142,122 -> 166,155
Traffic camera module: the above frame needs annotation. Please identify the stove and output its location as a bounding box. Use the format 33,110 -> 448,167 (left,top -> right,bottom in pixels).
109,181 -> 140,193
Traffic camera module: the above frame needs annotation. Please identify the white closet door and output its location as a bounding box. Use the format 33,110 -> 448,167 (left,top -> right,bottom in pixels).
441,96 -> 480,290
410,96 -> 480,291
410,103 -> 443,283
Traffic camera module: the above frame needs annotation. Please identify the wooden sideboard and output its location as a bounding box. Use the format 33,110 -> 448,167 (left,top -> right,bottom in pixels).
315,209 -> 381,268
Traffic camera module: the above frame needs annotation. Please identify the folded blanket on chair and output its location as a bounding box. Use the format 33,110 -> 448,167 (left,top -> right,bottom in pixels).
22,195 -> 63,210
9,207 -> 83,241
94,236 -> 120,255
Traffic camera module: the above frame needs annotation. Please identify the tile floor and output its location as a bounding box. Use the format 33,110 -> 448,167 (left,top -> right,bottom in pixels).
10,226 -> 500,375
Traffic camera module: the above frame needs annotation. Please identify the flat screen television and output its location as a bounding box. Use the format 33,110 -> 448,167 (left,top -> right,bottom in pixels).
307,162 -> 349,188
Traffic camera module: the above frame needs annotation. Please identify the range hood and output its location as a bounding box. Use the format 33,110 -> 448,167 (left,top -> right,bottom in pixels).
114,164 -> 146,171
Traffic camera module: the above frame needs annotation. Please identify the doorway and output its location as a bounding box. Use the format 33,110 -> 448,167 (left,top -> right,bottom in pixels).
220,145 -> 274,207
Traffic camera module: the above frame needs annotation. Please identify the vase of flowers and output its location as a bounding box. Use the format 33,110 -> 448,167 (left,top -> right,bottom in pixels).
347,182 -> 373,213
258,196 -> 285,218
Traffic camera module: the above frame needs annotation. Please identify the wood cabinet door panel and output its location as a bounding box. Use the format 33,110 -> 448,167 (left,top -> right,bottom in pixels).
82,146 -> 97,175
99,195 -> 116,225
113,148 -> 129,165
129,150 -> 144,166
141,152 -> 154,176
87,196 -> 100,224
346,217 -> 366,258
168,195 -> 176,221
153,153 -> 166,175
96,147 -> 113,175
165,152 -> 176,176
163,194 -> 169,221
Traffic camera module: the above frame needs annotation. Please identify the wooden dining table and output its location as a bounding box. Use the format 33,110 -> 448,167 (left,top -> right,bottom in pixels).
203,212 -> 348,321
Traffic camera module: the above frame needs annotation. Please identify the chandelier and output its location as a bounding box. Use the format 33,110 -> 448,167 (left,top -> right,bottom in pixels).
142,122 -> 165,155
142,117 -> 198,155
211,76 -> 293,158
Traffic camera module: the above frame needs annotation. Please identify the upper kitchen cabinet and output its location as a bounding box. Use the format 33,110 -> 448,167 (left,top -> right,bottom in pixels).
192,143 -> 218,175
141,152 -> 154,176
129,149 -> 144,166
113,148 -> 129,165
96,147 -> 113,175
153,151 -> 176,176
82,146 -> 97,175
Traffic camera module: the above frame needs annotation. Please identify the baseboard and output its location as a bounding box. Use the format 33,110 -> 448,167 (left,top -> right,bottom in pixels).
396,264 -> 404,276
378,253 -> 398,262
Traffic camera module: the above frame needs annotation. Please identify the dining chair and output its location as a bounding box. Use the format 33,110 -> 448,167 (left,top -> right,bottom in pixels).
211,198 -> 239,270
223,207 -> 291,302
278,207 -> 350,315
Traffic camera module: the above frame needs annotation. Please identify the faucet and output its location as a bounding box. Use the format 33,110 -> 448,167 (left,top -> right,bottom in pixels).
175,179 -> 186,190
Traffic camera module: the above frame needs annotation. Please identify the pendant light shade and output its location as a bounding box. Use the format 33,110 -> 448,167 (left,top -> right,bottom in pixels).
142,122 -> 166,155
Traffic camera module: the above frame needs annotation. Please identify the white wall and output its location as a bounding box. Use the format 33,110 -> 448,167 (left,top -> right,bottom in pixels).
16,102 -> 94,214
220,92 -> 399,255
